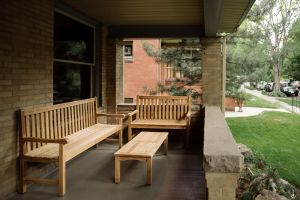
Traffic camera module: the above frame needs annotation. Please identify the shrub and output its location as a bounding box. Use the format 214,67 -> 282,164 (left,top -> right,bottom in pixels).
237,152 -> 300,200
262,91 -> 287,97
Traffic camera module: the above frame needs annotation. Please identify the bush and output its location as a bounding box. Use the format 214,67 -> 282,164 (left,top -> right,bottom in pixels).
262,90 -> 287,97
237,151 -> 300,200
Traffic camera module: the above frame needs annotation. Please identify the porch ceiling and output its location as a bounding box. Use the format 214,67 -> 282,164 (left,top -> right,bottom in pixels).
60,0 -> 255,37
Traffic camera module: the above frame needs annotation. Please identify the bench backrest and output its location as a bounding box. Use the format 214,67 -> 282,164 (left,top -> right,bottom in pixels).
20,98 -> 97,153
136,95 -> 191,120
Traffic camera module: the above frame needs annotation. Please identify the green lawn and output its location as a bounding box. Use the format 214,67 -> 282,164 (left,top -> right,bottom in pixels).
226,112 -> 300,188
277,98 -> 300,108
244,93 -> 278,108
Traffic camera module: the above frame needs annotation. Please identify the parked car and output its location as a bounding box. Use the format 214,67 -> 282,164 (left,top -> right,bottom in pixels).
257,81 -> 267,90
281,86 -> 299,96
291,81 -> 300,89
264,82 -> 273,92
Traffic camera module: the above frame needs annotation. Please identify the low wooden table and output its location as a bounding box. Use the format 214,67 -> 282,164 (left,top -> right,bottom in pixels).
114,131 -> 168,185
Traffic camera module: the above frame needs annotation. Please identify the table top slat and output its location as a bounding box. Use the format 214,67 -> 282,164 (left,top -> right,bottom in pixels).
115,132 -> 168,157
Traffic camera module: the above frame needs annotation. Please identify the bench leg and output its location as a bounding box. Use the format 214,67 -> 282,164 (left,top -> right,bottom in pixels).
146,158 -> 152,185
164,137 -> 168,155
58,144 -> 66,196
118,129 -> 123,148
115,156 -> 120,184
19,158 -> 27,193
128,126 -> 132,141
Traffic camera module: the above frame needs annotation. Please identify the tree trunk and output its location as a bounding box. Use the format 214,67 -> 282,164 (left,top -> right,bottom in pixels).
273,63 -> 281,92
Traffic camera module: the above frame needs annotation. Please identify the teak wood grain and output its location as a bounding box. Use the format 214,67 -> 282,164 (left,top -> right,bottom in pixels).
114,131 -> 168,185
19,97 -> 124,196
128,95 -> 191,146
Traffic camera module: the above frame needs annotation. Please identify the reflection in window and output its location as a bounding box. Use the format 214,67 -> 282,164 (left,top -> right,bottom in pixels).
54,12 -> 94,63
54,63 -> 91,104
53,11 -> 94,104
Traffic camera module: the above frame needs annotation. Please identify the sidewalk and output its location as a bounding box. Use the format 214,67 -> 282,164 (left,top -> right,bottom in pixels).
245,88 -> 300,114
225,106 -> 288,118
225,87 -> 300,118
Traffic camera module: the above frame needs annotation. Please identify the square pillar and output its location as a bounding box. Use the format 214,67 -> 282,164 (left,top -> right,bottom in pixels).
201,37 -> 226,112
101,27 -> 123,113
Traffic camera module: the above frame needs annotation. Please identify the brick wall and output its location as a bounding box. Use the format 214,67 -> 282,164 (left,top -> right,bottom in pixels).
0,0 -> 53,198
201,37 -> 225,111
103,37 -> 123,113
124,40 -> 160,102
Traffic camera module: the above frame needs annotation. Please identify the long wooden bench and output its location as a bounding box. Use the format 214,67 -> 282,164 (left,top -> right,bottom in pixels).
19,98 -> 125,196
128,95 -> 191,146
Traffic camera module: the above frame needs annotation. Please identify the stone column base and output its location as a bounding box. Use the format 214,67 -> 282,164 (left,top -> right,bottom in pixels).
206,172 -> 239,200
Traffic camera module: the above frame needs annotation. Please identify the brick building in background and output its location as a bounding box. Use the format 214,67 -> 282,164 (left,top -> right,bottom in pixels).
123,39 -> 202,103
123,39 -> 161,102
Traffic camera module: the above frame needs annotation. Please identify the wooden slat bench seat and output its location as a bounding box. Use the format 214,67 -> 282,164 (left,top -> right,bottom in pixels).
128,95 -> 191,146
114,131 -> 168,184
19,98 -> 125,196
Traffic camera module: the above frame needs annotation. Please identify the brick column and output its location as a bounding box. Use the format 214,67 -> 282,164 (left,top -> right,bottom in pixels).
201,37 -> 225,112
101,32 -> 123,113
0,0 -> 54,198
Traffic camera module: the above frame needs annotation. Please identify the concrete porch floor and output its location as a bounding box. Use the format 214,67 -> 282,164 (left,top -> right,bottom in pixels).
11,134 -> 206,200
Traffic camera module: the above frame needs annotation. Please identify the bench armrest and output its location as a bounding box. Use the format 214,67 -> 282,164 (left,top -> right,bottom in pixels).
128,110 -> 138,117
96,113 -> 126,118
185,111 -> 191,120
22,137 -> 69,144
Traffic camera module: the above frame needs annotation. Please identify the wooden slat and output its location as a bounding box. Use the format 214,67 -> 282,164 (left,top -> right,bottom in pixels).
41,112 -> 45,143
88,104 -> 92,126
75,105 -> 79,131
140,99 -> 143,119
155,98 -> 158,119
57,109 -> 61,138
31,114 -> 36,149
71,106 -> 75,134
177,99 -> 180,120
45,111 -> 49,139
25,116 -> 31,151
36,113 -> 41,147
147,99 -> 150,119
80,104 -> 84,128
61,108 -> 65,138
92,101 -> 96,125
49,110 -> 54,139
53,110 -> 57,139
64,108 -> 68,137
166,99 -> 170,120
83,103 -> 87,129
158,99 -> 161,119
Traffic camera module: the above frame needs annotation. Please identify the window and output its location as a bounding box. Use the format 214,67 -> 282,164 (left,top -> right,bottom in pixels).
124,43 -> 133,61
53,11 -> 94,104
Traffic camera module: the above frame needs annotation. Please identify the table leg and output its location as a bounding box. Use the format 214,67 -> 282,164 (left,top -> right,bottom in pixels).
115,156 -> 120,183
146,157 -> 152,185
164,137 -> 168,155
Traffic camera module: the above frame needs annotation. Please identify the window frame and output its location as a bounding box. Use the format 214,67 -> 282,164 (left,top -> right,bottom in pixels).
53,9 -> 96,103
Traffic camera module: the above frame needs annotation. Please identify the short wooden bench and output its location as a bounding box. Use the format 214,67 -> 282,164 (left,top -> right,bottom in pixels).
19,98 -> 125,196
114,131 -> 168,184
128,95 -> 191,145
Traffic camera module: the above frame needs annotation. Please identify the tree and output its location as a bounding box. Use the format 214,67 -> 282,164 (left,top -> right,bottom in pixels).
226,20 -> 272,90
247,0 -> 300,92
283,18 -> 300,80
142,40 -> 202,100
